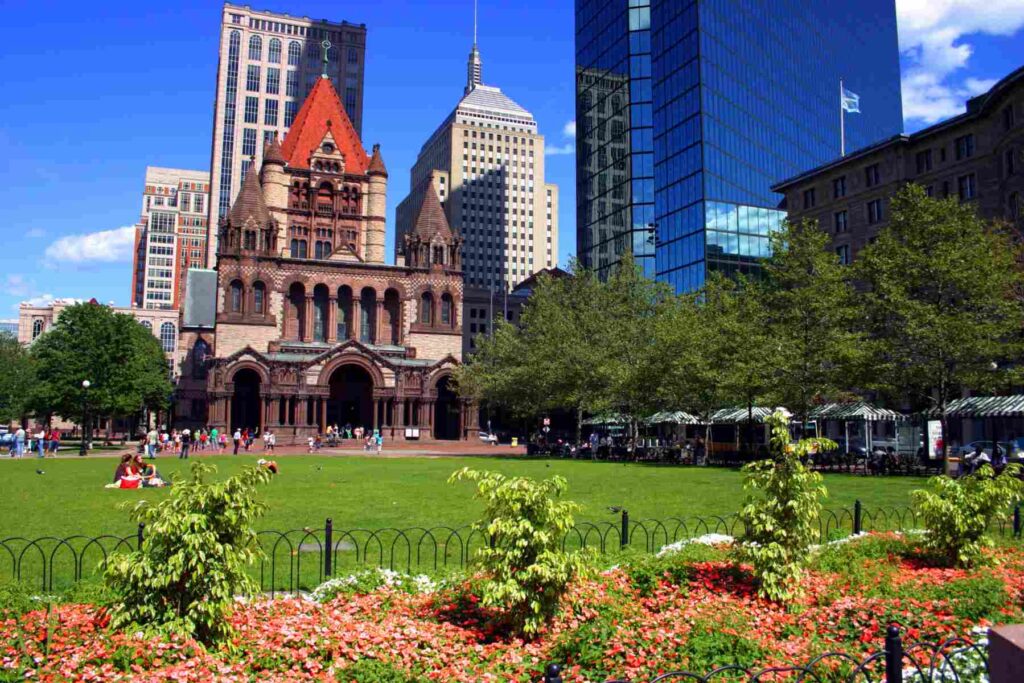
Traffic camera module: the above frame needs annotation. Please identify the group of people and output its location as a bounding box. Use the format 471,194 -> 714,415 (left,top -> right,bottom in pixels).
106,453 -> 167,489
5,425 -> 62,458
140,426 -> 278,458
312,424 -> 383,453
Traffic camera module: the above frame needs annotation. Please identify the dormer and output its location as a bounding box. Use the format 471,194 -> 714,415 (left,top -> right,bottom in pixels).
404,180 -> 463,271
309,129 -> 346,175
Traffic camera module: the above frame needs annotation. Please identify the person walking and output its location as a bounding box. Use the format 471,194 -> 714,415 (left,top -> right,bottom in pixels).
232,428 -> 241,455
179,429 -> 191,459
146,427 -> 159,459
210,426 -> 220,453
48,429 -> 60,456
34,427 -> 46,458
14,425 -> 25,458
375,430 -> 383,454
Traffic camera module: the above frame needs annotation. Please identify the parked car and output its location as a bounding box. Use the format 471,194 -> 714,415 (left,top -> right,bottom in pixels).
478,431 -> 498,445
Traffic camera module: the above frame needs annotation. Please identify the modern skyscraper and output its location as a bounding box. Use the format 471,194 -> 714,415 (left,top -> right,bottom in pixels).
395,41 -> 559,293
207,3 -> 367,266
575,0 -> 903,291
131,167 -> 210,310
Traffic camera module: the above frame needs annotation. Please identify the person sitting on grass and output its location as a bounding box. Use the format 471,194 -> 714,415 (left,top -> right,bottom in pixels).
112,454 -> 131,483
135,454 -> 167,487
106,455 -> 142,489
257,458 -> 279,474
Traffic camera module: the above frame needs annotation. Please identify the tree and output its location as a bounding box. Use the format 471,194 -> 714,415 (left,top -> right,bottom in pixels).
855,184 -> 1024,465
762,219 -> 863,431
30,302 -> 172,432
0,332 -> 34,425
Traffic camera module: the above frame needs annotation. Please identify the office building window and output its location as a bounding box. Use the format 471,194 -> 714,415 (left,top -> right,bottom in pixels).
833,176 -> 846,198
246,65 -> 260,92
266,67 -> 280,94
345,88 -> 357,115
242,128 -> 257,157
248,35 -> 262,60
348,47 -> 358,64
834,210 -> 847,233
286,70 -> 298,97
1007,148 -> 1016,176
955,134 -> 974,160
957,173 -> 976,201
865,164 -> 880,187
867,199 -> 883,224
195,195 -> 204,214
803,188 -> 816,209
268,38 -> 281,63
915,150 -> 932,174
835,244 -> 850,265
265,100 -> 278,126
159,322 -> 176,353
284,101 -> 298,127
287,41 -> 300,66
244,96 -> 258,123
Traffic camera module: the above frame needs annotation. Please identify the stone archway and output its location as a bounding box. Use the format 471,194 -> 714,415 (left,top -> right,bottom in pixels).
328,364 -> 374,432
230,368 -> 262,432
433,375 -> 461,440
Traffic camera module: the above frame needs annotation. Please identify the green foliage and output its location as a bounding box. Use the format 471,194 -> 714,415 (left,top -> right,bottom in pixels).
942,574 -> 1009,621
104,462 -> 272,644
762,219 -> 863,424
0,333 -> 35,425
30,302 -> 172,426
0,581 -> 113,618
737,410 -> 832,601
548,601 -> 626,681
621,543 -> 728,597
448,467 -> 594,635
912,464 -> 1024,567
336,659 -> 429,683
681,618 -> 767,671
855,185 -> 1024,448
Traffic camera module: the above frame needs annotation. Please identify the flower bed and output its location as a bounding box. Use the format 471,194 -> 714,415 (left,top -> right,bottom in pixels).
2,533 -> 1022,682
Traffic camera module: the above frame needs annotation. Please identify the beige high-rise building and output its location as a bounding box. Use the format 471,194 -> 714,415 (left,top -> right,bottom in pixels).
207,3 -> 367,266
131,167 -> 210,310
395,42 -> 559,295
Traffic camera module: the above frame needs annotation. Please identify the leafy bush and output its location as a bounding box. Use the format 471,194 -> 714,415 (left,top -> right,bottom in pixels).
737,410 -> 832,601
682,618 -> 766,671
448,467 -> 594,636
336,658 -> 429,682
623,542 -> 729,597
913,464 -> 1024,567
942,574 -> 1008,621
549,601 -> 627,681
104,462 -> 272,644
0,581 -> 113,618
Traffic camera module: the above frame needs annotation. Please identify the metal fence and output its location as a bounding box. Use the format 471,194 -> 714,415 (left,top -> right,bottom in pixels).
2,502 -> 1021,593
541,626 -> 987,683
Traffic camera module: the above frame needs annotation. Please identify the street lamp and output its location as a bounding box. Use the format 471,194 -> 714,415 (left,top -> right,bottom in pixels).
79,380 -> 91,456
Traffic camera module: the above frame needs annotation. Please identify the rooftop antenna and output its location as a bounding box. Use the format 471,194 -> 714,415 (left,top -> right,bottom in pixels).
473,0 -> 478,46
465,0 -> 482,94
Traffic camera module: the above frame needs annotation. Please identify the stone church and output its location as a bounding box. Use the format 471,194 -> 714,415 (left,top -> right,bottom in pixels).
177,74 -> 476,443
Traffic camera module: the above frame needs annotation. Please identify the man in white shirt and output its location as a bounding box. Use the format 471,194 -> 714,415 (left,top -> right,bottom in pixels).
14,426 -> 25,457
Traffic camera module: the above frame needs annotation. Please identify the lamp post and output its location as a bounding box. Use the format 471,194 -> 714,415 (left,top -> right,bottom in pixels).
79,380 -> 91,456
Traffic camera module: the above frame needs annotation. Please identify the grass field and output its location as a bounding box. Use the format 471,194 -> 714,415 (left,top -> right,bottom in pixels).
0,453 -> 926,539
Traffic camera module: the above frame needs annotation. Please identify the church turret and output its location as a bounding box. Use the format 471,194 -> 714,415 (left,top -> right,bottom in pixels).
404,180 -> 462,271
219,166 -> 277,257
261,135 -> 288,222
365,143 -> 388,264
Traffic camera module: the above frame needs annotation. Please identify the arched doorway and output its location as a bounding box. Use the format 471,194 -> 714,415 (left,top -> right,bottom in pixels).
327,365 -> 374,431
231,369 -> 262,432
433,375 -> 461,440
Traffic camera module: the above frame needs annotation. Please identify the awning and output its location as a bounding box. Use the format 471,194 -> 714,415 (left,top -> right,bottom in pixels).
808,402 -> 906,422
925,395 -> 1024,419
581,413 -> 630,426
708,407 -> 791,424
646,410 -> 700,425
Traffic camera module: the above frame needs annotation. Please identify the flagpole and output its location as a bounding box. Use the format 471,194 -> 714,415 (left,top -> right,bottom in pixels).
840,78 -> 846,157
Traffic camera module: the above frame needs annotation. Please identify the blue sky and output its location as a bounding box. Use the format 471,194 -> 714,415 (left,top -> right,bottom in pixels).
0,0 -> 1022,317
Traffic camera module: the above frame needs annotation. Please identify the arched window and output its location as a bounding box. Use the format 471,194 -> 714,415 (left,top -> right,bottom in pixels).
314,241 -> 332,259
290,239 -> 308,258
248,35 -> 262,60
432,245 -> 445,265
32,319 -> 43,339
441,294 -> 453,326
1011,192 -> 1021,220
288,41 -> 300,66
243,230 -> 256,250
268,38 -> 282,63
420,292 -> 433,325
253,281 -> 266,314
192,339 -> 210,380
159,322 -> 176,353
230,280 -> 243,313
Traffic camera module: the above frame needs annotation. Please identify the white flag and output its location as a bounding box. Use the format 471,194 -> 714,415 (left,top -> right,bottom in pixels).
841,87 -> 861,114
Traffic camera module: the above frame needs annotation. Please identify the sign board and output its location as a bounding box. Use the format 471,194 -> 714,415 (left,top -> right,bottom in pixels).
543,417 -> 551,426
927,420 -> 943,459
404,427 -> 420,440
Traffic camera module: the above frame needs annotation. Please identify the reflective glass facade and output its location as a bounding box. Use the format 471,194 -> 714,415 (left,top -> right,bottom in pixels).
575,0 -> 902,291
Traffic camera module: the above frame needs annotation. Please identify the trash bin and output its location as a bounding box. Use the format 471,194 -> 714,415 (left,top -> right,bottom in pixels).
511,437 -> 518,448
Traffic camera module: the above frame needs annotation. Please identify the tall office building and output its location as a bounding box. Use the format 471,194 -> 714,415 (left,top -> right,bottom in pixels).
131,167 -> 211,310
207,3 -> 366,265
395,42 -> 559,293
575,0 -> 903,291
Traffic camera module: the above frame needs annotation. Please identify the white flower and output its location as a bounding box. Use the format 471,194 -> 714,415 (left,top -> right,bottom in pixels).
657,533 -> 735,557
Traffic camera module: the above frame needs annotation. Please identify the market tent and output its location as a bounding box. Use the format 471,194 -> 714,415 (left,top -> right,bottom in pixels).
646,410 -> 700,425
581,414 -> 630,426
925,395 -> 1024,418
708,407 -> 790,424
809,402 -> 905,422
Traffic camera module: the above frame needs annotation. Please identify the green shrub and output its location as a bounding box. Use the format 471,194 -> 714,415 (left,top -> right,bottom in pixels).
336,658 -> 429,683
448,468 -> 595,636
682,618 -> 766,671
104,462 -> 272,644
0,582 -> 39,617
913,464 -> 1024,567
736,410 -> 832,602
941,574 -> 1008,621
549,602 -> 627,681
622,543 -> 728,597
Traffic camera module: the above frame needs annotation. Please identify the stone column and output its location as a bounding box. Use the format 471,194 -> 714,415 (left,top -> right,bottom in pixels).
352,298 -> 361,341
296,397 -> 306,426
304,295 -> 315,342
320,399 -> 327,431
327,297 -> 338,342
372,399 -> 379,430
375,299 -> 384,344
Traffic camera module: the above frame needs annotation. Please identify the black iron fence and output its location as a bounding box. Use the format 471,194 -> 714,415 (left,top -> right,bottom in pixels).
541,626 -> 987,683
2,502 -> 1022,593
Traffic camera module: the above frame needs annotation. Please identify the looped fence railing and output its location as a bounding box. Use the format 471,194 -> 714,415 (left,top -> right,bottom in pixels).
2,502 -> 1020,592
541,626 -> 989,683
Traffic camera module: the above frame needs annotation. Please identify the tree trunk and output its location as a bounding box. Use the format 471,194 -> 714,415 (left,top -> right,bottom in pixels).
575,404 -> 583,448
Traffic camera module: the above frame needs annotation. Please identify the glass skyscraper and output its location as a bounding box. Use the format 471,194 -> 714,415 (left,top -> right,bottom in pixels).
575,0 -> 903,290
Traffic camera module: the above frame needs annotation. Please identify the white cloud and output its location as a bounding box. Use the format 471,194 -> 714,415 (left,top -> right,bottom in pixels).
897,0 -> 1024,124
546,143 -> 575,156
18,294 -> 55,309
45,226 -> 136,264
563,120 -> 576,138
2,275 -> 33,298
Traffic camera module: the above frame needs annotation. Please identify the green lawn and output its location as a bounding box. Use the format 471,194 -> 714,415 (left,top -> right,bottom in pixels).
0,454 -> 927,590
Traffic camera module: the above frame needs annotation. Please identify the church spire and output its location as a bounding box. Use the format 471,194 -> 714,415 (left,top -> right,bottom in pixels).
465,0 -> 482,95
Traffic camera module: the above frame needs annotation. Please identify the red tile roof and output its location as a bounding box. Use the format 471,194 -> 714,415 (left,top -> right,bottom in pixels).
412,180 -> 453,241
280,77 -> 368,174
368,143 -> 388,177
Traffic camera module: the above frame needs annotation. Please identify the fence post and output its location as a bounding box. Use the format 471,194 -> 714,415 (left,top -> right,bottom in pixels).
885,625 -> 903,683
620,509 -> 629,550
853,499 -> 862,536
324,518 -> 333,578
1014,505 -> 1021,539
543,663 -> 563,683
136,523 -> 145,550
